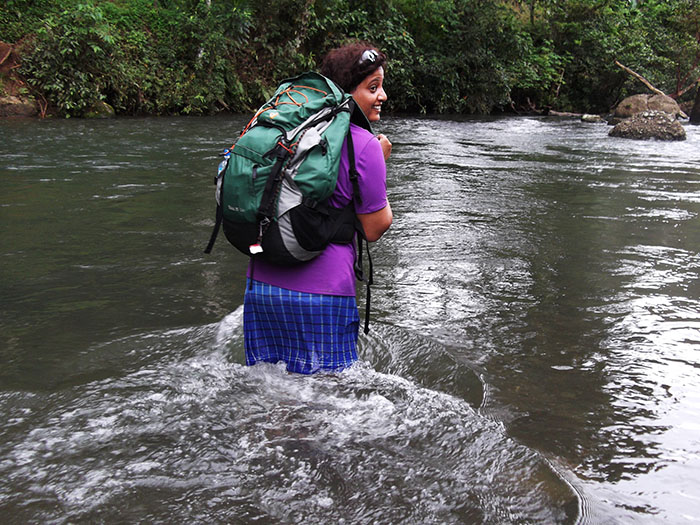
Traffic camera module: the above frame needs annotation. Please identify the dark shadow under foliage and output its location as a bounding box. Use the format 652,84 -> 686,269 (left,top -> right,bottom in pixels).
2,0 -> 699,117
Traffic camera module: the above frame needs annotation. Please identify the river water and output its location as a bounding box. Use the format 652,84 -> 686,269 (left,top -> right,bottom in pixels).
1,114 -> 699,523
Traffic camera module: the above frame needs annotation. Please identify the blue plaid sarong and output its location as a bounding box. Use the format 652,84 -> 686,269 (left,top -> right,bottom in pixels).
243,280 -> 360,374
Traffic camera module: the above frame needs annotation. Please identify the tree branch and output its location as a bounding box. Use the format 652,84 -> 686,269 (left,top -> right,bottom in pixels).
615,60 -> 666,96
677,77 -> 700,98
0,45 -> 11,66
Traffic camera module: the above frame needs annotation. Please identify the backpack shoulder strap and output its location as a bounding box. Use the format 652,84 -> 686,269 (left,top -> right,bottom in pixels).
345,113 -> 374,335
203,204 -> 223,254
203,150 -> 230,254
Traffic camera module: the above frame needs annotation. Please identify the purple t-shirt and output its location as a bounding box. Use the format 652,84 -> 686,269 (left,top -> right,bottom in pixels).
247,123 -> 388,296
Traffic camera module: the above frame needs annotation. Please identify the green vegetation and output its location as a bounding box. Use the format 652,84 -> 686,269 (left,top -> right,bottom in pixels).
2,0 -> 699,116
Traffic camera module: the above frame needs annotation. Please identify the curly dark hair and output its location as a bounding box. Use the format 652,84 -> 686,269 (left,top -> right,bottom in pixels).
320,41 -> 387,93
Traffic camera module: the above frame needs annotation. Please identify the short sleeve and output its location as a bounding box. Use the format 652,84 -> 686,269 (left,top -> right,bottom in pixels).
355,135 -> 388,215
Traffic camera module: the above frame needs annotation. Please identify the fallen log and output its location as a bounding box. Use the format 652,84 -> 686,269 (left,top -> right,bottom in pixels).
548,110 -> 583,117
614,60 -> 666,96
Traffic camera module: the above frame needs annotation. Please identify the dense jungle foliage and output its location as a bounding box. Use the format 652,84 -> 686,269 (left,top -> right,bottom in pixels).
1,0 -> 699,117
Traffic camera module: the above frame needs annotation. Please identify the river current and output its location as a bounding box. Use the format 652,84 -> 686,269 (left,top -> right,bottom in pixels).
1,115 -> 699,523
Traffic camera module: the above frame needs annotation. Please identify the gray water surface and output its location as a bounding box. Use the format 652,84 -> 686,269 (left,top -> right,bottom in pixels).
1,115 -> 699,523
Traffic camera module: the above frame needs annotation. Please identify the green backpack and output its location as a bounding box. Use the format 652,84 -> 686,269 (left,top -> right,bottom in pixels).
204,72 -> 374,331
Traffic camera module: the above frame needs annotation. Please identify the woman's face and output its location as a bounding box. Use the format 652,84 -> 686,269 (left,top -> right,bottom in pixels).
351,66 -> 386,122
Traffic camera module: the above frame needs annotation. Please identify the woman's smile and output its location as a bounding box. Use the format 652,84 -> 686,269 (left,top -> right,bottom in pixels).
351,66 -> 386,122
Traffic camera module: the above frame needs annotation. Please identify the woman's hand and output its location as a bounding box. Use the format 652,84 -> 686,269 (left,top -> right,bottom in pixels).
377,134 -> 392,161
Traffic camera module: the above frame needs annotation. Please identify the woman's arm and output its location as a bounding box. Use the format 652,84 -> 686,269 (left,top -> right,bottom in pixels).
358,202 -> 393,242
355,131 -> 392,242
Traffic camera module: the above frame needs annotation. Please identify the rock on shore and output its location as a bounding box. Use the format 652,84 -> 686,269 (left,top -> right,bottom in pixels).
0,41 -> 39,117
0,95 -> 38,117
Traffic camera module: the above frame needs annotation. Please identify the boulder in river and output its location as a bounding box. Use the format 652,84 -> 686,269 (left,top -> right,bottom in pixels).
613,93 -> 685,120
608,110 -> 686,141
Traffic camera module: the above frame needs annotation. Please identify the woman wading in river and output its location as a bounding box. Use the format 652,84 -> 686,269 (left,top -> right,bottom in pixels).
243,42 -> 393,374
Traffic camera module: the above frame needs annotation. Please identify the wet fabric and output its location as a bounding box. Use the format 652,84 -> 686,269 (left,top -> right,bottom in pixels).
243,279 -> 360,374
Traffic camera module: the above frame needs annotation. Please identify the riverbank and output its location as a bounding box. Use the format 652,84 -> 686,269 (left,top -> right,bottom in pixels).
0,36 -> 694,122
1,42 -> 116,118
0,41 -> 38,117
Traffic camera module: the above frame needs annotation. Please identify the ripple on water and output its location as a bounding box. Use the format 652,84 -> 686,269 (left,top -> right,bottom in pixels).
0,309 -> 579,524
